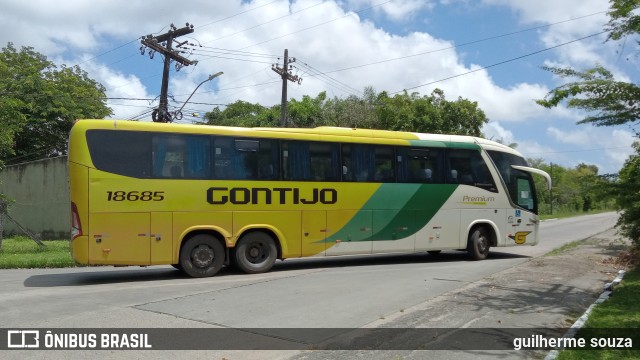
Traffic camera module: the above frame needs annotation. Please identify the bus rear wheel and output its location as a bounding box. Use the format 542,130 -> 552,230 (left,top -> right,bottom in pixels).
234,232 -> 277,274
467,226 -> 490,260
179,234 -> 225,278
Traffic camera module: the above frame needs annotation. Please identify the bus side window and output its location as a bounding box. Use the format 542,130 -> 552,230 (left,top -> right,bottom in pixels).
211,137 -> 278,181
152,134 -> 210,179
397,147 -> 443,184
87,130 -> 152,178
342,144 -> 375,182
446,149 -> 497,191
283,141 -> 340,182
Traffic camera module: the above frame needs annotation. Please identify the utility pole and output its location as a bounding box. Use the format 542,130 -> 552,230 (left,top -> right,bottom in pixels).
141,23 -> 197,123
550,162 -> 554,215
272,49 -> 302,127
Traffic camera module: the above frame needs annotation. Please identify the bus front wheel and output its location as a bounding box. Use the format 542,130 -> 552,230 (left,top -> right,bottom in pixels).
180,234 -> 225,278
467,226 -> 490,260
234,232 -> 277,274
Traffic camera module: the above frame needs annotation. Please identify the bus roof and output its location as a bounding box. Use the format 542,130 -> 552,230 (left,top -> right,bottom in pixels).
72,119 -> 523,156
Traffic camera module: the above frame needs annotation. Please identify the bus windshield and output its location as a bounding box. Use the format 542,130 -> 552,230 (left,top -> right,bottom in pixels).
487,150 -> 539,214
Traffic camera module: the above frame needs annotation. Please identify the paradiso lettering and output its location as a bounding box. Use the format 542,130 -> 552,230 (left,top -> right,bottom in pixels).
206,187 -> 338,205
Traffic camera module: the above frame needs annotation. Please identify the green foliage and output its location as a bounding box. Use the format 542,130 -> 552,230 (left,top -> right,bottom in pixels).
202,87 -> 488,136
203,100 -> 278,127
537,0 -> 640,250
0,43 -> 112,166
605,0 -> 640,41
536,65 -> 640,132
529,160 -> 615,216
615,142 -> 640,243
557,268 -> 640,359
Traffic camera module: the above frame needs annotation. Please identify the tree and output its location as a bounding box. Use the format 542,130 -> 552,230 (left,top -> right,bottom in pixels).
536,0 -> 640,245
203,87 -> 488,136
202,100 -> 278,128
616,142 -> 640,242
376,89 -> 487,136
536,0 -> 640,134
0,43 -> 111,166
536,65 -> 640,133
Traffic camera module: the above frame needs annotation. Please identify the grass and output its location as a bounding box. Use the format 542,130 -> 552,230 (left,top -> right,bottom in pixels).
546,240 -> 582,256
0,236 -> 75,269
539,209 -> 615,221
556,267 -> 640,359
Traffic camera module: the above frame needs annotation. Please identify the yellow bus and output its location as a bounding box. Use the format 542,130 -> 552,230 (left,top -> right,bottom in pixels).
68,120 -> 551,277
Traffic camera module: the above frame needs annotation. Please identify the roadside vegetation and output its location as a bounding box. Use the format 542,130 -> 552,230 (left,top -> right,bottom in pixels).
0,236 -> 73,269
557,268 -> 640,360
536,0 -> 640,264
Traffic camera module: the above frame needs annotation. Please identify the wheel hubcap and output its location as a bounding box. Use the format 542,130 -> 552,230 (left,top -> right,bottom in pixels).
247,243 -> 266,264
478,235 -> 488,253
192,244 -> 214,268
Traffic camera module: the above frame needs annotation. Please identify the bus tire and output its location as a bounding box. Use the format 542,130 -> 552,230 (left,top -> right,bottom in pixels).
467,226 -> 490,260
234,232 -> 277,274
179,234 -> 225,278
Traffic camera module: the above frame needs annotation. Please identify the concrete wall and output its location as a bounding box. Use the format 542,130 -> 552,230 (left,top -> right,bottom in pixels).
0,156 -> 69,239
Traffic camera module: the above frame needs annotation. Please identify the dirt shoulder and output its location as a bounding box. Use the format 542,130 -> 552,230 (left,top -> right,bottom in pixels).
287,226 -> 629,359
362,227 -> 630,331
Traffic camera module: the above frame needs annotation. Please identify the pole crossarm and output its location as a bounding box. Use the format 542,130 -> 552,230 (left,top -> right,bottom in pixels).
141,38 -> 195,66
140,23 -> 197,123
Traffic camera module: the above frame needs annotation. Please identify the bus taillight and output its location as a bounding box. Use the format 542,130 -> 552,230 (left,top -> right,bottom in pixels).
71,202 -> 82,240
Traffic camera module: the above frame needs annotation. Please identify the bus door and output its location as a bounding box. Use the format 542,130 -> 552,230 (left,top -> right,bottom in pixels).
88,212 -> 151,265
150,212 -> 173,264
506,175 -> 539,245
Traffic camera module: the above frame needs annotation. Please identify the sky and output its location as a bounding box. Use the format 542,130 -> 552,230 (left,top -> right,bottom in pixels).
1,0 -> 637,174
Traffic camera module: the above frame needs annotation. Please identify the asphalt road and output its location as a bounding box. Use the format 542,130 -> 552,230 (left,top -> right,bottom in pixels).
0,212 -> 619,358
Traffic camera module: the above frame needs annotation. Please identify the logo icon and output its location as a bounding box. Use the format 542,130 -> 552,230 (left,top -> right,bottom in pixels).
509,231 -> 531,244
7,330 -> 40,348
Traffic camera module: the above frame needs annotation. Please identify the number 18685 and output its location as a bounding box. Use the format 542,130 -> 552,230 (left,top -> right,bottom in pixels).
106,191 -> 165,201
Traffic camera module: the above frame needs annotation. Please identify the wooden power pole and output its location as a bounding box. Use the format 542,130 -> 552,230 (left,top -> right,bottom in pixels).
272,49 -> 302,127
141,23 -> 197,122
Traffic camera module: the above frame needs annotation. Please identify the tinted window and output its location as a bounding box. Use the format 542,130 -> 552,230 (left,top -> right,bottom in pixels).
397,147 -> 444,183
342,144 -> 395,182
486,150 -> 528,186
152,134 -> 210,179
213,137 -> 279,180
488,150 -> 536,211
87,130 -> 152,178
282,141 -> 340,181
447,149 -> 497,192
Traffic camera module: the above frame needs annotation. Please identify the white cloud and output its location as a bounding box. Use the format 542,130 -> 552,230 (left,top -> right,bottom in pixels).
344,0 -> 436,21
482,121 -> 514,143
1,0 -> 635,173
546,126 -> 635,173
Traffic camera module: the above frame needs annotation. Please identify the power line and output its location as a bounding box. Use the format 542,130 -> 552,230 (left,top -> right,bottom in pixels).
392,31 -> 608,94
302,10 -> 609,76
190,46 -> 279,59
190,52 -> 275,64
202,0 -> 329,45
196,0 -> 281,30
239,0 -> 394,50
296,60 -> 361,96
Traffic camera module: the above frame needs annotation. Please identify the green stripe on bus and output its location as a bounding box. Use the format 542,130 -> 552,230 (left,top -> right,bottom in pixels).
370,183 -> 457,241
322,183 -> 457,243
